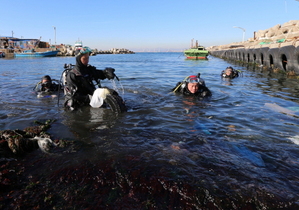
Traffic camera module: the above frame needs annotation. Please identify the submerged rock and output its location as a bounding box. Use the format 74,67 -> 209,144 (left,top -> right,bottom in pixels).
0,120 -> 57,157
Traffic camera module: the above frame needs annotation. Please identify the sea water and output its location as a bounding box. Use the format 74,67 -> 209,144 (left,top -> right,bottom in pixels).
1,53 -> 299,208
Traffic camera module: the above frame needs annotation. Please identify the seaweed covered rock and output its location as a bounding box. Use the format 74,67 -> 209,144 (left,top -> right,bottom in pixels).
0,120 -> 55,157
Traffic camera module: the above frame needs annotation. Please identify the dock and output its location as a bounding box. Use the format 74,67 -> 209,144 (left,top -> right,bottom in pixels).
208,20 -> 299,75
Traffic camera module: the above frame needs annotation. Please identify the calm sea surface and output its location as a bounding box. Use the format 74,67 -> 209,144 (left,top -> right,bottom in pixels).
1,53 -> 299,208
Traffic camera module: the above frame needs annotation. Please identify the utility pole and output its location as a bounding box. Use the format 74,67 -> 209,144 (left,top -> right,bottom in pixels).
53,26 -> 56,46
233,26 -> 246,42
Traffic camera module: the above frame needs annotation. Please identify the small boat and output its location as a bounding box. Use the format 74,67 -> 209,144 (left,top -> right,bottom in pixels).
74,40 -> 83,48
14,49 -> 59,57
0,51 -> 5,58
184,40 -> 209,60
73,40 -> 95,55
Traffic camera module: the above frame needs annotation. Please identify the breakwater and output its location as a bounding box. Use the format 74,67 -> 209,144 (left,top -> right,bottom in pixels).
58,46 -> 135,56
208,20 -> 299,75
0,47 -> 135,58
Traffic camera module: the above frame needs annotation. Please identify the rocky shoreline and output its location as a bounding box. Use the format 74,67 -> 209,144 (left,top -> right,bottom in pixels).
0,44 -> 135,58
57,46 -> 135,56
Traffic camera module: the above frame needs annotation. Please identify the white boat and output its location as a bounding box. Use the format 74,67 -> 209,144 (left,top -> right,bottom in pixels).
74,40 -> 83,48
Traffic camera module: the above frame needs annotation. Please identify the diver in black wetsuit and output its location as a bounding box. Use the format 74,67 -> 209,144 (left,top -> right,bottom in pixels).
34,75 -> 61,93
172,74 -> 212,100
63,47 -> 116,110
221,66 -> 239,79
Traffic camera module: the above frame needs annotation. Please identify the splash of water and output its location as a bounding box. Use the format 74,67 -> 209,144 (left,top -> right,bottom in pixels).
110,79 -> 125,100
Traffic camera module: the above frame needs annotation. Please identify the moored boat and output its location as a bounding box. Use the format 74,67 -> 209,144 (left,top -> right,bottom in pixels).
14,49 -> 59,57
184,40 -> 208,60
0,51 -> 5,58
74,40 -> 83,48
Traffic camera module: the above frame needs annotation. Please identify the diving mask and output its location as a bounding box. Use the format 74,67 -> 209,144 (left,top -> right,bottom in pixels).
187,76 -> 206,86
75,47 -> 92,57
187,76 -> 200,83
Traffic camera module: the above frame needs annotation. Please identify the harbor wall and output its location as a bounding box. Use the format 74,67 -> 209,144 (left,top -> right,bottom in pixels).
208,20 -> 299,75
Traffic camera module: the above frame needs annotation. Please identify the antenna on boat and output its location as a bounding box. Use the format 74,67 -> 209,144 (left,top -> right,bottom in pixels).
191,38 -> 194,48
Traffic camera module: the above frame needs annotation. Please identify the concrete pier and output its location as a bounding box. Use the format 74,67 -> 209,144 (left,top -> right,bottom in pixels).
208,20 -> 299,75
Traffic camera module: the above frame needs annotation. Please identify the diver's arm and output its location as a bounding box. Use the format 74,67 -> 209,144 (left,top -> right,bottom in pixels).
89,66 -> 116,80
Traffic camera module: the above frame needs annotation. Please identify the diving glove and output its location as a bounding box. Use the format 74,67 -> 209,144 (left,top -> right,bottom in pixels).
104,67 -> 116,80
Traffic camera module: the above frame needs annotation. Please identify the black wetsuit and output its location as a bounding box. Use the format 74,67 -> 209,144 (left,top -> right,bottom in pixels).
221,70 -> 239,79
173,82 -> 212,99
64,55 -> 108,109
40,82 -> 60,92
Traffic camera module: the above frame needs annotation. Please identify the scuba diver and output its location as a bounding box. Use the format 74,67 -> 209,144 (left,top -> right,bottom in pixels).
221,66 -> 240,79
63,47 -> 125,112
33,75 -> 62,97
34,75 -> 61,92
172,73 -> 212,100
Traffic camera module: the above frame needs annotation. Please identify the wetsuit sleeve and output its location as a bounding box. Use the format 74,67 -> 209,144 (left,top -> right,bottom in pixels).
51,83 -> 59,91
221,71 -> 225,77
172,82 -> 182,92
201,86 -> 212,97
89,66 -> 107,80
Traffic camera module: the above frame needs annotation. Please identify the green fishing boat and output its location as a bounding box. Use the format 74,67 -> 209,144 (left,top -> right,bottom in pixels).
184,40 -> 208,60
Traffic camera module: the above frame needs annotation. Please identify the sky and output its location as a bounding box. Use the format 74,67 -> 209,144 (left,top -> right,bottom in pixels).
1,0 -> 299,52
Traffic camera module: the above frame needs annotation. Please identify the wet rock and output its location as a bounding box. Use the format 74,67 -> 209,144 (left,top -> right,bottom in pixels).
0,120 -> 54,157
